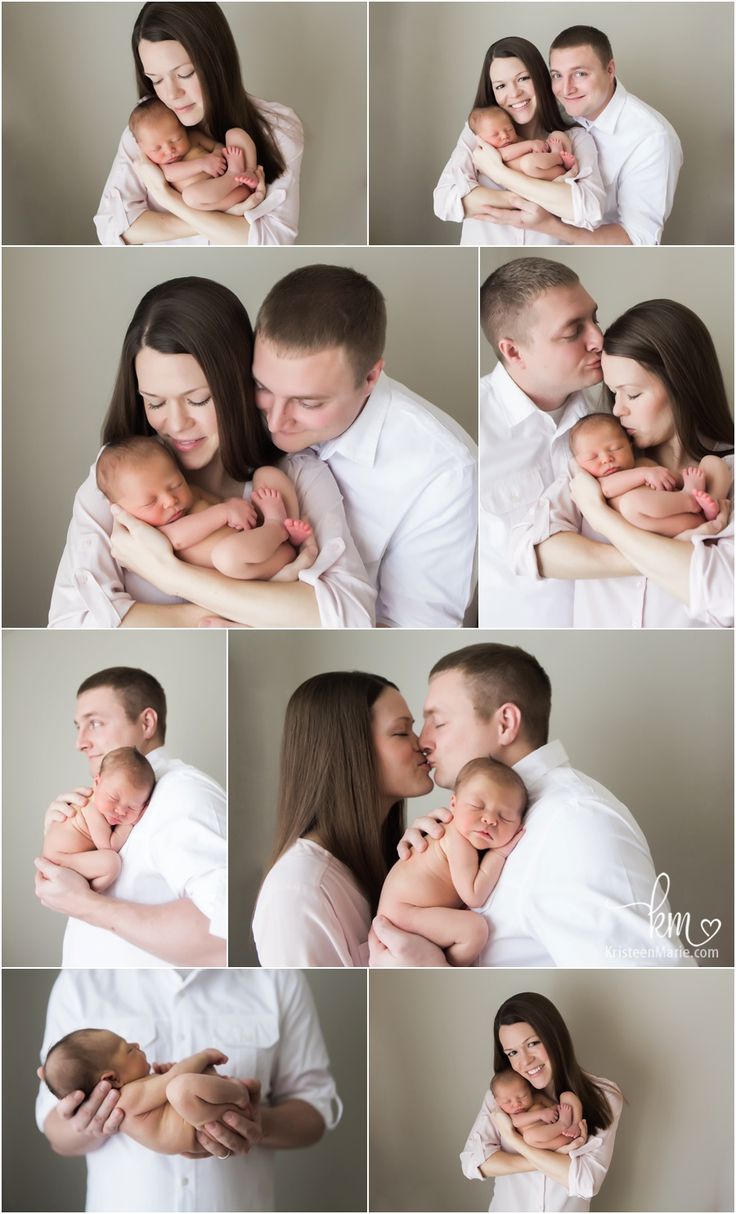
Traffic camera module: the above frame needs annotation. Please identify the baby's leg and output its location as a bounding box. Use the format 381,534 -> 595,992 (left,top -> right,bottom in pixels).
522,1119 -> 569,1149
50,848 -> 122,892
617,486 -> 704,536
181,166 -> 251,210
557,1091 -> 584,1138
226,127 -> 259,185
514,151 -> 565,179
387,902 -> 489,967
689,456 -> 733,522
211,531 -> 295,580
167,1073 -> 252,1128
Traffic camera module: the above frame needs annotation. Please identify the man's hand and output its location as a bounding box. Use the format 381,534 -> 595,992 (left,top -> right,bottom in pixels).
41,1073 -> 124,1148
397,806 -> 453,860
643,466 -> 677,491
34,857 -> 94,917
43,788 -> 93,834
187,1079 -> 263,1159
473,196 -> 556,232
368,915 -> 447,967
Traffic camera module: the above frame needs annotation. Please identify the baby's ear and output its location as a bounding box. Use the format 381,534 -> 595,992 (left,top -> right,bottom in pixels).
449,793 -> 457,809
100,1069 -> 121,1089
37,1065 -> 45,1081
93,774 -> 100,788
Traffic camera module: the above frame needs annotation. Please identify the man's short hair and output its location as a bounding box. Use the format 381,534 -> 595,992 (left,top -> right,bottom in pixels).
550,26 -> 614,69
44,1029 -> 113,1099
98,746 -> 156,795
255,265 -> 387,384
430,644 -> 552,750
129,96 -> 175,140
480,258 -> 579,358
77,668 -> 167,743
96,436 -> 177,500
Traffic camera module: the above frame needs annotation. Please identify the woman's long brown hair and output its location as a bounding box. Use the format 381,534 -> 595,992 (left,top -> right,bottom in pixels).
266,672 -> 405,915
473,37 -> 571,137
493,992 -> 617,1136
132,3 -> 286,182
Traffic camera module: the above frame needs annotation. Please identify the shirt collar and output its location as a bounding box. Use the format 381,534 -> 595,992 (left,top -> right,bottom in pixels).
144,745 -> 169,777
490,362 -> 591,433
313,371 -> 391,468
577,78 -> 627,134
513,739 -> 570,792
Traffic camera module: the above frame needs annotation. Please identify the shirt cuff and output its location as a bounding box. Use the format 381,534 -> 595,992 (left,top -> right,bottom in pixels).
508,503 -> 554,580
243,187 -> 287,224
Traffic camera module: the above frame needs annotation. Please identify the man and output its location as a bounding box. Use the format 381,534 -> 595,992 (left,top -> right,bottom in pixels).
478,256 -> 626,626
253,264 -> 477,627
371,643 -> 694,968
34,667 -> 226,967
36,969 -> 340,1212
482,26 -> 682,245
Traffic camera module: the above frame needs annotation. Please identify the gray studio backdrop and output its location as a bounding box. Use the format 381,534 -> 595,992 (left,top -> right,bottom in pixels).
2,245 -> 478,627
369,969 -> 734,1212
2,630 -> 227,967
370,2 -> 734,245
3,2 -> 366,244
2,968 -> 367,1213
478,247 -> 735,392
227,629 -> 733,967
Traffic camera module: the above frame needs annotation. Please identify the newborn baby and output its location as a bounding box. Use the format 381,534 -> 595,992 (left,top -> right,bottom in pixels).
491,1071 -> 584,1150
42,1029 -> 254,1155
42,747 -> 154,892
97,437 -> 312,581
570,413 -> 732,537
377,757 -> 527,966
469,105 -> 579,180
129,96 -> 258,212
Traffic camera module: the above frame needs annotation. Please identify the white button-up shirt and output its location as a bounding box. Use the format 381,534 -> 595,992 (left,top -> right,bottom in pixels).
62,748 -> 226,968
479,363 -> 601,627
48,451 -> 375,629
36,969 -> 341,1213
573,80 -> 682,245
510,460 -> 734,628
434,123 -> 605,245
253,839 -> 370,967
477,740 -> 696,967
314,372 -> 477,627
94,100 -> 303,247
461,1075 -> 623,1211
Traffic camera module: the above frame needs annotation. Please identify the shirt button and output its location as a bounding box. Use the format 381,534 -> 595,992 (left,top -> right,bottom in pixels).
181,1179 -> 189,1187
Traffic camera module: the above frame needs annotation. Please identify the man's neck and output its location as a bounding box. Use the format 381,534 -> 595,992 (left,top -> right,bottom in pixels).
505,364 -> 574,414
586,79 -> 617,124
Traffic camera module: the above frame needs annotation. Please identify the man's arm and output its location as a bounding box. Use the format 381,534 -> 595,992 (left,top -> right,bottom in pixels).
34,860 -> 225,964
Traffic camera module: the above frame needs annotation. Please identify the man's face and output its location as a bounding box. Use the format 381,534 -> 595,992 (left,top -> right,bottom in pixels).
252,337 -> 383,452
420,670 -> 498,789
75,688 -> 149,777
549,45 -> 616,122
511,284 -> 603,405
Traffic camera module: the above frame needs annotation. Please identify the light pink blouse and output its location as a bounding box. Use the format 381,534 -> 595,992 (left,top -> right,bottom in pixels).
252,839 -> 370,968
94,99 -> 303,247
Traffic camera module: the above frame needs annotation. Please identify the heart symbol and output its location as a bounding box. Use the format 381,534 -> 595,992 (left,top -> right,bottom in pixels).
699,919 -> 721,944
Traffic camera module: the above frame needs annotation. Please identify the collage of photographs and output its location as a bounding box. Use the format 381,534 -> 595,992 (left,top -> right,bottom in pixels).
1,2 -> 733,1213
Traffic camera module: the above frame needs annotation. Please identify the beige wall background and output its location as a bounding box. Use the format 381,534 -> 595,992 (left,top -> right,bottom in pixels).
228,629 -> 733,967
478,247 -> 735,392
2,630 -> 227,966
370,2 -> 733,246
369,969 -> 734,1211
3,2 -> 366,244
2,967 -> 366,1212
2,245 -> 478,627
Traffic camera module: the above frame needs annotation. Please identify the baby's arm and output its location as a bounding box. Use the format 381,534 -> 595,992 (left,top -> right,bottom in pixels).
119,1050 -> 228,1117
161,503 -> 251,550
79,805 -> 114,851
110,821 -> 135,852
595,464 -> 676,499
500,140 -> 549,162
512,1106 -> 559,1129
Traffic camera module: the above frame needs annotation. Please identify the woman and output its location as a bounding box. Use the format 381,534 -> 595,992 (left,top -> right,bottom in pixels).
95,3 -> 302,246
513,300 -> 734,627
48,278 -> 374,628
434,37 -> 604,246
252,672 -> 434,966
461,992 -> 622,1212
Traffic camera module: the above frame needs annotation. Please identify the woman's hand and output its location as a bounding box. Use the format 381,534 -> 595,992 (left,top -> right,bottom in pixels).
240,166 -> 266,212
491,1108 -> 520,1148
397,806 -> 453,860
677,498 -> 732,541
135,156 -> 177,209
569,467 -> 609,527
270,529 -> 319,582
110,505 -> 178,595
557,1119 -> 588,1152
472,140 -> 504,182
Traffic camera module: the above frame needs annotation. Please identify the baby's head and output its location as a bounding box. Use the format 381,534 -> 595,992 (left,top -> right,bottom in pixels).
468,106 -> 518,149
491,1070 -> 536,1116
96,436 -> 194,527
450,757 -> 527,850
129,96 -> 191,165
569,413 -> 636,479
93,746 -> 155,829
43,1029 -> 149,1098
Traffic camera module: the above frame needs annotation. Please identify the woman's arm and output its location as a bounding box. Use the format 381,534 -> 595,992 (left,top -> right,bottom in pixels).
94,127 -> 199,246
433,125 -> 486,222
473,128 -> 606,230
472,141 -> 576,221
492,1112 -> 580,1188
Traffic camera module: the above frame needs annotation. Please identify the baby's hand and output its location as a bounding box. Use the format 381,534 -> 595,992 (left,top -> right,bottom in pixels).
530,140 -> 549,153
225,499 -> 257,531
644,466 -> 677,491
203,151 -> 226,177
540,1106 -> 560,1124
495,827 -> 525,860
203,1048 -> 228,1068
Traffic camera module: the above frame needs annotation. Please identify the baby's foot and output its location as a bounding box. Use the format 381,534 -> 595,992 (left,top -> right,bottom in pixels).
234,172 -> 259,189
224,145 -> 246,175
252,485 -> 287,525
558,150 -> 577,172
547,132 -> 564,152
556,1102 -> 573,1133
692,487 -> 720,521
284,518 -> 313,547
681,465 -> 706,494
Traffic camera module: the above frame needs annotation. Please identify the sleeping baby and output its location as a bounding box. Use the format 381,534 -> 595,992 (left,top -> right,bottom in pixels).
491,1070 -> 584,1150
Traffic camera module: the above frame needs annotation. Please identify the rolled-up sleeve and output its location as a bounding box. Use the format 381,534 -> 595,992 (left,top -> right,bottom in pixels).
94,128 -> 155,247
147,769 -> 227,936
509,477 -> 581,579
460,1090 -> 501,1179
243,106 -> 303,246
285,454 -> 376,627
434,126 -> 479,222
566,1086 -> 623,1199
270,971 -> 343,1129
563,128 -> 605,231
688,528 -> 734,627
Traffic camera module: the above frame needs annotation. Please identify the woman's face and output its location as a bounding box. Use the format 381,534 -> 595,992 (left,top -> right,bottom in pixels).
135,347 -> 220,473
489,56 -> 537,126
371,687 -> 433,809
602,352 -> 675,450
498,1021 -> 553,1091
138,39 -> 204,126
